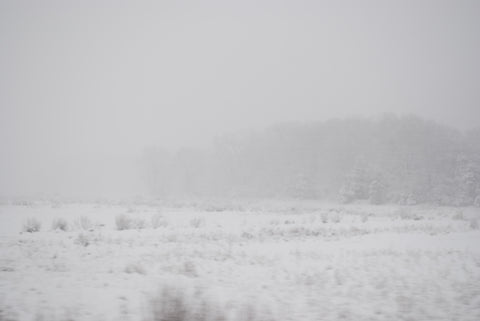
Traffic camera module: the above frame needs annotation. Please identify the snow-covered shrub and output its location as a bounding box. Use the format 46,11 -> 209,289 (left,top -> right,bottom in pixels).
133,218 -> 146,229
396,207 -> 421,220
241,231 -> 255,239
361,212 -> 369,223
145,286 -> 231,321
125,263 -> 146,275
146,287 -> 189,321
190,217 -> 205,228
115,214 -> 145,230
75,233 -> 90,247
203,204 -> 228,212
183,261 -> 197,277
14,200 -> 34,207
269,219 -> 280,226
74,216 -> 93,230
51,201 -> 62,209
330,211 -> 342,223
115,214 -> 132,230
51,218 -> 68,231
321,212 -> 329,223
151,214 -> 168,229
22,218 -> 41,233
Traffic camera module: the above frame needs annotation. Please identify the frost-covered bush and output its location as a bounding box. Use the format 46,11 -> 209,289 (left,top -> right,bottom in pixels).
151,214 -> 168,229
75,232 -> 103,246
135,218 -> 147,229
190,217 -> 205,228
52,218 -> 69,231
23,218 -> 41,233
51,201 -> 62,209
115,214 -> 146,230
396,207 -> 421,220
74,216 -> 93,230
321,212 -> 329,223
145,286 -> 230,321
361,212 -> 370,223
183,261 -> 197,277
125,263 -> 146,275
14,200 -> 34,207
145,285 -> 270,321
75,233 -> 90,247
115,214 -> 133,230
146,287 -> 189,321
330,211 -> 342,223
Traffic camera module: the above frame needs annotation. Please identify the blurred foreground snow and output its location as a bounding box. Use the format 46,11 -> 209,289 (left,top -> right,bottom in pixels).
0,200 -> 479,321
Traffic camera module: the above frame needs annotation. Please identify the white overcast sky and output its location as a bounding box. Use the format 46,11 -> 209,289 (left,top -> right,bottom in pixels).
1,0 -> 480,197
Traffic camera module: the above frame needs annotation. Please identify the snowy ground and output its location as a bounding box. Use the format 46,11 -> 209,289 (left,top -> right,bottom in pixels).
0,200 -> 479,321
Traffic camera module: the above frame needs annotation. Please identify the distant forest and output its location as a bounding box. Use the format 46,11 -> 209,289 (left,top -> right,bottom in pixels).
142,114 -> 480,206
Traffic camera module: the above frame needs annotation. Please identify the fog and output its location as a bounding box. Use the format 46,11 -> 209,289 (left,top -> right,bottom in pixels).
1,0 -> 480,199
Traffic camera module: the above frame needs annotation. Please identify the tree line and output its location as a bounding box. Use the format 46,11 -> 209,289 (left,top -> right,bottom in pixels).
141,114 -> 480,206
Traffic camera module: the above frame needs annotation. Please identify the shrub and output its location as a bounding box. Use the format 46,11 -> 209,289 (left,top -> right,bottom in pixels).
144,286 -> 270,321
330,211 -> 342,223
361,212 -> 369,223
74,216 -> 93,230
144,286 -> 228,321
151,214 -> 168,229
75,233 -> 90,247
396,207 -> 421,220
182,261 -> 197,277
23,218 -> 41,233
321,212 -> 329,224
190,217 -> 205,228
116,214 -> 133,230
75,232 -> 103,246
115,214 -> 146,230
146,287 -> 188,321
52,218 -> 69,231
125,263 -> 146,275
134,218 -> 147,230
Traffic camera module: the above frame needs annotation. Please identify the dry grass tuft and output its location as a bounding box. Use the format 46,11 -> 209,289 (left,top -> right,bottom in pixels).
22,218 -> 41,233
52,218 -> 69,231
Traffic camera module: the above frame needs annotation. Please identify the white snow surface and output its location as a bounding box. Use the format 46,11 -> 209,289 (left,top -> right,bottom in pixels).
0,200 -> 479,321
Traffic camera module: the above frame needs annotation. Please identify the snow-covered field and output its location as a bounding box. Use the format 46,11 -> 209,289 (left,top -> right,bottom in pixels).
0,200 -> 479,321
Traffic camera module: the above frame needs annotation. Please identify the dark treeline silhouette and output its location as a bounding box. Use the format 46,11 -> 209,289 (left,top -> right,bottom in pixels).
142,114 -> 480,206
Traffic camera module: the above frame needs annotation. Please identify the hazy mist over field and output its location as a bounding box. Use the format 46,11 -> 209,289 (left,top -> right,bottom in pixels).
1,0 -> 480,199
2,2 -> 480,321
